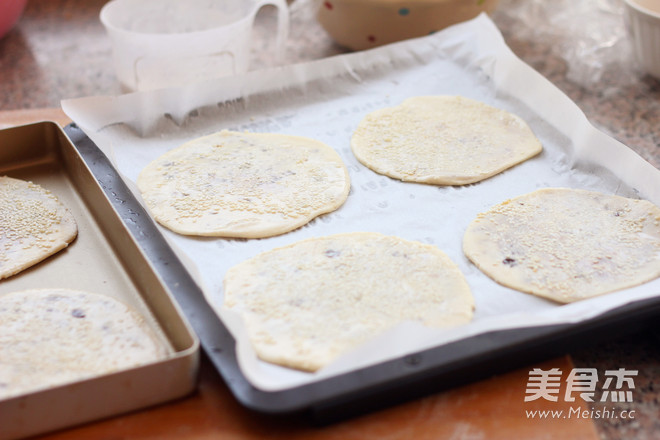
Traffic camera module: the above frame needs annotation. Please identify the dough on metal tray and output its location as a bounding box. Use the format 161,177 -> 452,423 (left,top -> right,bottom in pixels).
223,232 -> 474,372
351,95 -> 543,185
0,176 -> 78,280
0,288 -> 169,399
463,188 -> 660,303
137,130 -> 351,238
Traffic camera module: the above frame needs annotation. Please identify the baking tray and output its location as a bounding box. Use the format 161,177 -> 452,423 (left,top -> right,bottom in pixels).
61,122 -> 660,424
0,122 -> 199,439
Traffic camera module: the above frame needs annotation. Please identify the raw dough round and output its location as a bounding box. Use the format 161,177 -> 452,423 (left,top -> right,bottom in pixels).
223,232 -> 474,372
0,288 -> 168,399
137,130 -> 350,238
351,95 -> 543,185
463,188 -> 660,303
0,176 -> 78,280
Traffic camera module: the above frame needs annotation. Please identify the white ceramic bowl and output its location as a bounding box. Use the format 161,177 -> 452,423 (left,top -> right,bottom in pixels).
624,0 -> 660,79
317,0 -> 499,51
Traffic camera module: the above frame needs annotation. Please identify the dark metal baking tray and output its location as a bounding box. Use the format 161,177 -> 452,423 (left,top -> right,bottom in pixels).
62,122 -> 660,424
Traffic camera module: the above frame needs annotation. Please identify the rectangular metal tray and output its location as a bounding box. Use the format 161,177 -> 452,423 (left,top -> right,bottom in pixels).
60,123 -> 660,424
0,122 -> 199,439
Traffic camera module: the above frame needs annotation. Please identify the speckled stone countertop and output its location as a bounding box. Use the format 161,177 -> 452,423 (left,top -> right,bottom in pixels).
1,1 -> 659,439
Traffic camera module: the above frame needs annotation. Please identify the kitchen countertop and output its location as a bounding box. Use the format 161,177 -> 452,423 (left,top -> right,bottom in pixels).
0,0 -> 659,439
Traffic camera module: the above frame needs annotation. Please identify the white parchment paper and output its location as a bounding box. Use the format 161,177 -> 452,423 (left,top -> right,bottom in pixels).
62,14 -> 660,392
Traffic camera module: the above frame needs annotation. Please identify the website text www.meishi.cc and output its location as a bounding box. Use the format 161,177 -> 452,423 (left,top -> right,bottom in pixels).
526,406 -> 636,420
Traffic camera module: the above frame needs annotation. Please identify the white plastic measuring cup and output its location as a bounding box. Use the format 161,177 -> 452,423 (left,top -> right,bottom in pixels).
100,0 -> 289,91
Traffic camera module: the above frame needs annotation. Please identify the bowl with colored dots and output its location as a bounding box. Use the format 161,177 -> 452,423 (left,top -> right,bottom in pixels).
317,0 -> 499,50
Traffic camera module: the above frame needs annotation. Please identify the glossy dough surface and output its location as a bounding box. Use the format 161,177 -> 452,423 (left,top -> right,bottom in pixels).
0,176 -> 78,280
463,188 -> 660,302
137,130 -> 350,238
0,288 -> 168,399
351,96 -> 542,185
223,232 -> 474,372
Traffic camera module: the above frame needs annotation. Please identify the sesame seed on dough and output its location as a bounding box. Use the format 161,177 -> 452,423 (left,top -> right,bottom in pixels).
0,288 -> 168,399
223,232 -> 474,372
0,176 -> 78,280
137,130 -> 351,238
351,95 -> 543,185
463,188 -> 660,303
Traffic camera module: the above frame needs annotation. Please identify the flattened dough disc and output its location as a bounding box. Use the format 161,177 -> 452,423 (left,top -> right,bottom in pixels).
351,96 -> 542,185
463,188 -> 660,303
223,232 -> 474,372
137,130 -> 351,238
0,176 -> 78,280
0,288 -> 169,399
